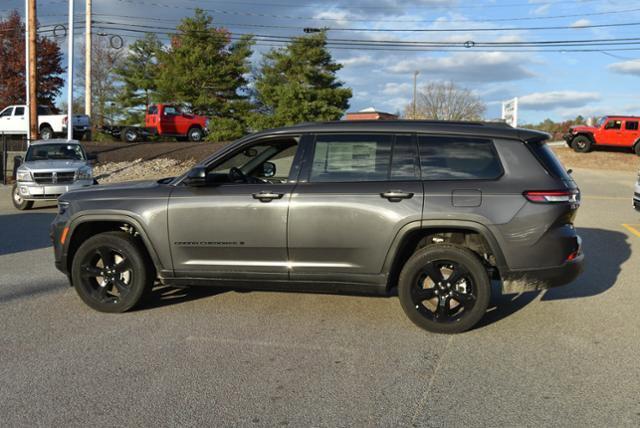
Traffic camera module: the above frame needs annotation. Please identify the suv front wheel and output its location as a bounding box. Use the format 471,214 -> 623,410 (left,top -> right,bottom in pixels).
398,244 -> 491,334
71,231 -> 154,313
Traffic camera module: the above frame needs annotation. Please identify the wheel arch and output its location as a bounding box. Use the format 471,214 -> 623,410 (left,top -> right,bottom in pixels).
382,221 -> 507,291
574,132 -> 595,144
66,214 -> 164,276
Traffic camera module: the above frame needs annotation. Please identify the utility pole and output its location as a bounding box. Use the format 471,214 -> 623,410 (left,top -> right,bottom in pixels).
24,0 -> 30,142
28,0 -> 38,140
412,70 -> 420,120
67,0 -> 74,141
85,0 -> 91,119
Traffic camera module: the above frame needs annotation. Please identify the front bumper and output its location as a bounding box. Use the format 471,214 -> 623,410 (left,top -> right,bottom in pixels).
634,192 -> 640,211
17,180 -> 94,201
563,133 -> 574,143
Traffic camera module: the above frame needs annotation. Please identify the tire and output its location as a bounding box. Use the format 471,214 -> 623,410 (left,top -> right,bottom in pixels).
634,142 -> 640,156
398,244 -> 491,334
187,126 -> 204,142
71,231 -> 154,313
40,125 -> 54,140
121,127 -> 138,143
11,184 -> 33,210
571,135 -> 592,153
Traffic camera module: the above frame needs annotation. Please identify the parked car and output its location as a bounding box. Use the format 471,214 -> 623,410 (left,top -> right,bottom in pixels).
12,139 -> 96,210
0,105 -> 91,140
101,104 -> 209,143
634,172 -> 640,210
51,120 -> 583,333
563,115 -> 640,154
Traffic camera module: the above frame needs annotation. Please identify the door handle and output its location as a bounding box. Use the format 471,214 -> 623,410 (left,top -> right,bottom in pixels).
381,190 -> 414,202
252,191 -> 284,202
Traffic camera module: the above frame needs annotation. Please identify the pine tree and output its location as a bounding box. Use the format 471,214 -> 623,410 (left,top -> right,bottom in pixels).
156,9 -> 254,139
252,31 -> 352,129
115,33 -> 162,124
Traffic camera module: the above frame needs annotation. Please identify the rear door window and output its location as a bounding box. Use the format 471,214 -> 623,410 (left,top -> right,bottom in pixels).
310,134 -> 392,182
625,121 -> 638,131
418,136 -> 503,180
13,107 -> 25,116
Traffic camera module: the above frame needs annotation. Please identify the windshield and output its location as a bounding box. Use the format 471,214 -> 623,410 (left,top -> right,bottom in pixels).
596,116 -> 606,127
25,144 -> 86,161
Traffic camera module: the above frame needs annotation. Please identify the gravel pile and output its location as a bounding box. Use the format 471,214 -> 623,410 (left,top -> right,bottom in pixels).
94,158 -> 196,183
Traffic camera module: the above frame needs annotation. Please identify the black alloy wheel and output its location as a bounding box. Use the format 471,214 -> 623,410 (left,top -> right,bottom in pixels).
72,231 -> 153,312
398,244 -> 491,334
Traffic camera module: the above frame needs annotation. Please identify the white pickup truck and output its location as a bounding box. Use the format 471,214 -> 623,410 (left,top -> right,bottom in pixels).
0,105 -> 90,140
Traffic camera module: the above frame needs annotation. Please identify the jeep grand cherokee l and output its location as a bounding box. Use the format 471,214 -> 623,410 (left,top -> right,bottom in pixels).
51,121 -> 584,334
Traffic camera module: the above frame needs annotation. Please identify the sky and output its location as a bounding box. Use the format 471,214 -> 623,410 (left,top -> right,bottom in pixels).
3,0 -> 640,124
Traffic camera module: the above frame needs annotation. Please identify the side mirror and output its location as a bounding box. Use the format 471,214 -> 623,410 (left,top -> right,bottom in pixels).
184,166 -> 207,187
14,155 -> 23,168
260,161 -> 276,178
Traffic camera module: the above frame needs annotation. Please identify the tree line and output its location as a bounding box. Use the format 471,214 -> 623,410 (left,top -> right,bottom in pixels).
0,9 -> 352,141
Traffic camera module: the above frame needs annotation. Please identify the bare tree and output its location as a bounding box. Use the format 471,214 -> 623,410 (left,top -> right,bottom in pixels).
404,81 -> 486,121
72,37 -> 124,127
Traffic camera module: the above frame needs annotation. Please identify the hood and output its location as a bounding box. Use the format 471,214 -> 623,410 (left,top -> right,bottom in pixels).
22,159 -> 89,171
61,179 -> 166,199
569,125 -> 597,133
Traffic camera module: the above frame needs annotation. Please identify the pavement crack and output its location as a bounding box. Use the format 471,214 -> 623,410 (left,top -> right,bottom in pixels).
411,335 -> 454,425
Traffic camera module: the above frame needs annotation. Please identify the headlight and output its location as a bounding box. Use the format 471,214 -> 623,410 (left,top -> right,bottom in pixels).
57,200 -> 70,216
16,169 -> 33,182
76,166 -> 92,180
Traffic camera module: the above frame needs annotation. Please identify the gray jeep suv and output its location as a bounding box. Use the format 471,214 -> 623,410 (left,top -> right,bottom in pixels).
51,121 -> 583,333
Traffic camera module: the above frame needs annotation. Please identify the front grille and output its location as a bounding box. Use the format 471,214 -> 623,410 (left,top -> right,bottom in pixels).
634,192 -> 640,199
33,171 -> 76,184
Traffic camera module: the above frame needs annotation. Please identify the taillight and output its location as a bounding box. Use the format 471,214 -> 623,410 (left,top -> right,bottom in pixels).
524,190 -> 580,204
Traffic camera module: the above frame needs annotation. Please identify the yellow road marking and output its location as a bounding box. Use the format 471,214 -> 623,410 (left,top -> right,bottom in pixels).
583,196 -> 631,201
622,224 -> 640,238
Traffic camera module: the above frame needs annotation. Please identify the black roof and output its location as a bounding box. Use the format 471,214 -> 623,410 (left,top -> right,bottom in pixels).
253,120 -> 549,142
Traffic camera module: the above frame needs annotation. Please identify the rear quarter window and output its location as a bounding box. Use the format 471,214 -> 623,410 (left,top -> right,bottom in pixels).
418,136 -> 503,180
526,141 -> 572,180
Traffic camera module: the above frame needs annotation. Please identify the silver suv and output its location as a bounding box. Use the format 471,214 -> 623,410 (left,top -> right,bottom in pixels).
12,139 -> 95,210
51,121 -> 584,334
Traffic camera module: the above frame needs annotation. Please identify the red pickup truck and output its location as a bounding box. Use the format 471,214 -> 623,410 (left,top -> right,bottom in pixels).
564,115 -> 640,155
103,104 -> 209,142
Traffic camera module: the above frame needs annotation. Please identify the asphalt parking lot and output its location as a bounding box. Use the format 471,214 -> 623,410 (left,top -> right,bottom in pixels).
1,168 -> 640,427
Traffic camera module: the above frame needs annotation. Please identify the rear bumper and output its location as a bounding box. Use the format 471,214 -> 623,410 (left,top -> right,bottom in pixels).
501,235 -> 584,294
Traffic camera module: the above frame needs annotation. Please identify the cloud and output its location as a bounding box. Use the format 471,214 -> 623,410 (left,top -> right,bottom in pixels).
608,59 -> 640,76
532,4 -> 550,15
388,52 -> 536,83
518,91 -> 600,110
382,82 -> 412,95
339,55 -> 375,67
570,19 -> 591,28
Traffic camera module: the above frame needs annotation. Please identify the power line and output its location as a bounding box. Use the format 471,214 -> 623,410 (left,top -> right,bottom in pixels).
109,0 -> 640,28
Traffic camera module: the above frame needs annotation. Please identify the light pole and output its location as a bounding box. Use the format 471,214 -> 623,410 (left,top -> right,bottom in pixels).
412,70 -> 420,119
67,0 -> 74,141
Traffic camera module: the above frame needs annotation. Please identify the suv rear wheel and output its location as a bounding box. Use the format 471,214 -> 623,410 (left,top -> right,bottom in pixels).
571,135 -> 592,153
71,231 -> 154,313
398,244 -> 491,334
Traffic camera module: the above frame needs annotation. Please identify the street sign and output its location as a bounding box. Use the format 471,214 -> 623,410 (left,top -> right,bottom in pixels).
502,97 -> 518,128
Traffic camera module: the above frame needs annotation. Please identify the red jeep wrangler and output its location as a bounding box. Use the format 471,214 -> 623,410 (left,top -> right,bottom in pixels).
564,116 -> 640,155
